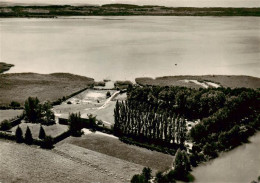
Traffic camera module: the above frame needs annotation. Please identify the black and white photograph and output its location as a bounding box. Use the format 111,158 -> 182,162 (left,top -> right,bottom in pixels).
0,0 -> 259,182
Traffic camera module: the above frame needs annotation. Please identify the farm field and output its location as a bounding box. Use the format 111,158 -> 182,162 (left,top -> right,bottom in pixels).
0,109 -> 23,123
61,132 -> 174,172
0,140 -> 142,183
10,123 -> 68,139
136,75 -> 260,89
0,73 -> 94,106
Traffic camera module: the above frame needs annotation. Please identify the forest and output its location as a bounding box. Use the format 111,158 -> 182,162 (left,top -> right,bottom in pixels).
114,86 -> 260,162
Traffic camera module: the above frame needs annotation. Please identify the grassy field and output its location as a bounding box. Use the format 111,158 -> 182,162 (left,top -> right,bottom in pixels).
136,75 -> 260,89
10,123 -> 68,139
0,109 -> 23,123
0,73 -> 94,106
86,101 -> 116,125
53,90 -> 126,126
62,132 -> 174,172
0,140 -> 142,183
0,62 -> 14,74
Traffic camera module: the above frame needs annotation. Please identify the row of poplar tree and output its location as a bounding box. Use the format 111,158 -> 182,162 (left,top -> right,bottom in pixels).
114,100 -> 187,146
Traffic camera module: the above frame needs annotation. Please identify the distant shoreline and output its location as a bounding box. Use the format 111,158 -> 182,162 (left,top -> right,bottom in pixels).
136,75 -> 260,89
0,4 -> 260,17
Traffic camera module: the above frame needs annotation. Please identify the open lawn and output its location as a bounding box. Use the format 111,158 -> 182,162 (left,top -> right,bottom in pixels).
0,140 -> 142,183
84,101 -> 116,126
136,75 -> 260,89
10,123 -> 68,139
0,73 -> 94,106
54,90 -> 126,126
62,132 -> 174,172
0,110 -> 23,123
66,89 -> 116,106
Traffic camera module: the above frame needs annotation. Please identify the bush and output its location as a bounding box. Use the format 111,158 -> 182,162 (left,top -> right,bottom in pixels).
0,120 -> 12,131
0,131 -> 16,141
10,101 -> 21,108
106,91 -> 111,98
131,174 -> 145,183
154,170 -> 176,183
24,126 -> 33,145
15,126 -> 23,143
41,136 -> 54,149
131,167 -> 153,183
155,172 -> 165,183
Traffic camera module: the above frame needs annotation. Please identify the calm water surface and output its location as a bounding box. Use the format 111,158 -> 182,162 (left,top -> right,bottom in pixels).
192,132 -> 260,183
0,16 -> 260,81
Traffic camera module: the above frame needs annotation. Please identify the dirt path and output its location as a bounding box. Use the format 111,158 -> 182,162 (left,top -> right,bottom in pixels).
97,90 -> 120,110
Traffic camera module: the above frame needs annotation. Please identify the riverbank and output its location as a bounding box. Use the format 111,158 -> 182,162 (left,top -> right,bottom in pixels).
0,5 -> 260,17
192,132 -> 260,183
0,62 -> 14,73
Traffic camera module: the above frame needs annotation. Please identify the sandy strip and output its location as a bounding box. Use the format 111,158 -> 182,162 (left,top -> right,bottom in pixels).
82,128 -> 118,139
206,81 -> 220,88
183,79 -> 209,88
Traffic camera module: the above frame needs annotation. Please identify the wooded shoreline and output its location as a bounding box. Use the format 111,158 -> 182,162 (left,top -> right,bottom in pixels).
0,4 -> 260,17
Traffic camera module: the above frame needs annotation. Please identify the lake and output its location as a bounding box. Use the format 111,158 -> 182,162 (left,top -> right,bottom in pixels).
192,132 -> 260,183
1,16 -> 260,81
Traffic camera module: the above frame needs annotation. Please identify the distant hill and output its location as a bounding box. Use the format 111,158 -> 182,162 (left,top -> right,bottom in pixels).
136,75 -> 260,89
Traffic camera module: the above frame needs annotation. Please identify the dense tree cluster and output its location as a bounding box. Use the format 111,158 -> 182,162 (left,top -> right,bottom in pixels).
189,88 -> 260,161
125,86 -> 227,120
24,97 -> 55,125
115,85 -> 260,176
68,113 -> 98,137
114,86 -> 231,147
